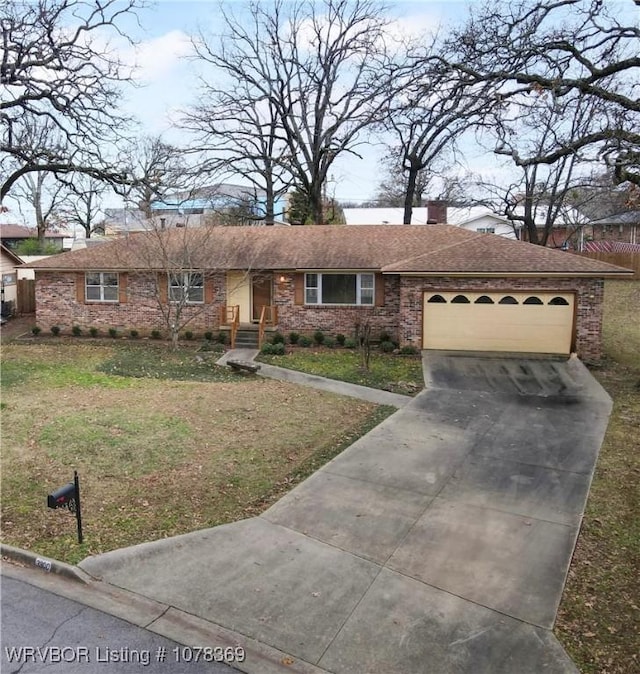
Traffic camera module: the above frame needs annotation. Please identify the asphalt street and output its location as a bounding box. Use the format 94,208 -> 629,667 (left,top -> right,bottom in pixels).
1,574 -> 240,674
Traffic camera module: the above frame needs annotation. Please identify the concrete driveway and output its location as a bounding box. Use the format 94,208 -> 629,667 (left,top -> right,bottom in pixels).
79,353 -> 612,674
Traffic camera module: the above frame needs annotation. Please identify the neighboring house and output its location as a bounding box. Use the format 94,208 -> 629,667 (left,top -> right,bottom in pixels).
1,243 -> 23,314
343,203 -> 517,238
24,225 -> 632,361
0,224 -> 67,251
583,211 -> 640,249
99,184 -> 289,235
343,202 -> 589,247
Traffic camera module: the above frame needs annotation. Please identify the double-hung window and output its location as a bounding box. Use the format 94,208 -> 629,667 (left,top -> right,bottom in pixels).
86,272 -> 119,302
168,272 -> 204,304
305,273 -> 374,305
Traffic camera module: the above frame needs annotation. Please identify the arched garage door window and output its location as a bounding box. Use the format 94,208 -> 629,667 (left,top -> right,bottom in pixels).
549,297 -> 570,305
523,296 -> 544,305
427,294 -> 447,303
499,295 -> 518,304
451,294 -> 470,303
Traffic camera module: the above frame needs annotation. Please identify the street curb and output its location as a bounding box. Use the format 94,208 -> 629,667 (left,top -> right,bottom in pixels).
1,543 -> 92,584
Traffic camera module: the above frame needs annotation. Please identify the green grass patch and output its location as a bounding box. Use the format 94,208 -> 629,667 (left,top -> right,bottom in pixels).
258,348 -> 424,395
97,344 -> 237,382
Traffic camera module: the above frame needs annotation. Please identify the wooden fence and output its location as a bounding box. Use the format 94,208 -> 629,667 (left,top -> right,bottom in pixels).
574,252 -> 640,280
17,279 -> 36,314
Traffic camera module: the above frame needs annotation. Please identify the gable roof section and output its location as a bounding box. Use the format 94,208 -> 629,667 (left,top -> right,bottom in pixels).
1,243 -> 24,265
23,225 -> 632,276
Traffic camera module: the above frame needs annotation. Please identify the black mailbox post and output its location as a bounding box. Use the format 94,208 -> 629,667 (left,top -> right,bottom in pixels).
47,471 -> 83,543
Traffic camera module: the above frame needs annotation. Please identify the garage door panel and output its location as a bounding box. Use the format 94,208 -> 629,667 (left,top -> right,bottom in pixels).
423,292 -> 573,354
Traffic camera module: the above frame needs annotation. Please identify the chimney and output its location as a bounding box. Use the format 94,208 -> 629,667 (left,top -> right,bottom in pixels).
426,200 -> 447,224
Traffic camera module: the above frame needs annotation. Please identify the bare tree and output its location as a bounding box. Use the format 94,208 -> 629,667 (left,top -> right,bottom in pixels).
383,44 -> 494,224
13,171 -> 66,242
120,136 -> 187,219
190,0 -> 399,225
445,0 -> 640,186
58,174 -> 107,239
0,0 -> 142,202
481,85 -> 606,244
182,68 -> 292,225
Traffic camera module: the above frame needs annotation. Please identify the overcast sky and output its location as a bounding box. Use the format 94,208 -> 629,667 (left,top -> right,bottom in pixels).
118,0 -> 478,203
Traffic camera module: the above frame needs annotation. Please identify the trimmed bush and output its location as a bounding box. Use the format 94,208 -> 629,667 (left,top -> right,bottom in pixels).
400,345 -> 419,355
204,331 -> 213,341
129,329 -> 139,339
50,326 -> 60,336
184,330 -> 194,341
324,336 -> 336,349
71,325 -> 82,336
379,340 -> 395,353
344,338 -> 357,349
313,330 -> 325,345
31,326 -> 41,336
379,330 -> 392,343
261,342 -> 284,355
216,331 -> 228,345
150,329 -> 161,340
89,327 -> 99,338
108,328 -> 118,338
288,331 -> 300,345
271,331 -> 285,344
336,333 -> 346,346
298,335 -> 312,347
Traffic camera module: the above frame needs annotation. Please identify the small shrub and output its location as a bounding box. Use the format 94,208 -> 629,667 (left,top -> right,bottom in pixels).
184,330 -> 194,341
261,342 -> 275,355
129,329 -> 139,339
271,342 -> 285,355
150,329 -> 161,340
336,333 -> 346,346
288,331 -> 300,345
400,345 -> 419,355
271,331 -> 285,344
379,340 -> 395,353
216,331 -> 228,345
31,326 -> 41,336
313,330 -> 325,345
50,325 -> 60,336
89,327 -> 99,338
344,338 -> 357,349
71,325 -> 82,336
204,331 -> 213,341
298,335 -> 312,347
324,336 -> 336,349
108,328 -> 118,338
379,330 -> 392,343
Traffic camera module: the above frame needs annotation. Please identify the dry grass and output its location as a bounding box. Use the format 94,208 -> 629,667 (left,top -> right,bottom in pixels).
1,343 -> 391,564
555,280 -> 640,673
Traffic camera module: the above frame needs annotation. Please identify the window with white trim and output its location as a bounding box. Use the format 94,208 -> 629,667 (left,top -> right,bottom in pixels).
305,273 -> 374,305
169,272 -> 204,303
86,272 -> 119,302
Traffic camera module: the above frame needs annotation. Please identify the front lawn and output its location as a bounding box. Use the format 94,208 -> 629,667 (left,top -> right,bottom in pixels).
257,348 -> 424,395
0,342 -> 393,564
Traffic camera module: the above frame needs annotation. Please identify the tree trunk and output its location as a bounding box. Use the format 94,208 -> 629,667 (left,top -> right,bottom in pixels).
403,165 -> 419,224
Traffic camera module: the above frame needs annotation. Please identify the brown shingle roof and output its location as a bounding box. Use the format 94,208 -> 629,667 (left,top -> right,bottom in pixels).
22,225 -> 632,276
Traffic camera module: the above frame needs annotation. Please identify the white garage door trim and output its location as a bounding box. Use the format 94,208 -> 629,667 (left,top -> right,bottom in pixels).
422,291 -> 574,354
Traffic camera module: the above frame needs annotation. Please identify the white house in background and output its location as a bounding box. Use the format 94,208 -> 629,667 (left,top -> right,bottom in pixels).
1,243 -> 23,311
343,202 -> 517,238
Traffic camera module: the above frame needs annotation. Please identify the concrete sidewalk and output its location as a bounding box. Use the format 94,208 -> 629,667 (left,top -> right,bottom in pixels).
217,348 -> 413,408
77,353 -> 611,674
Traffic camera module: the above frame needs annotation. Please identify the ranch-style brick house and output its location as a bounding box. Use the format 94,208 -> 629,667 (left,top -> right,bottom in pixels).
25,225 -> 632,361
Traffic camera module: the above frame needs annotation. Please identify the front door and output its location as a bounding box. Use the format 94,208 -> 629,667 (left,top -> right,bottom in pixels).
252,276 -> 272,321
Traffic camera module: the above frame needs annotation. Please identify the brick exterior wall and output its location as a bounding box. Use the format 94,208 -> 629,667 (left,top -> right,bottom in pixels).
35,270 -> 605,360
35,271 -> 227,335
398,276 -> 605,362
274,273 -> 402,341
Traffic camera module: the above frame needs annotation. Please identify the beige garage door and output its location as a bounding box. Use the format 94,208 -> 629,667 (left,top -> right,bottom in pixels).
423,291 -> 574,354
